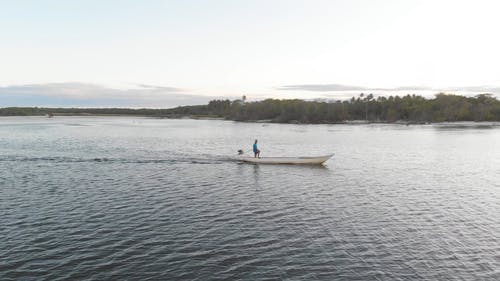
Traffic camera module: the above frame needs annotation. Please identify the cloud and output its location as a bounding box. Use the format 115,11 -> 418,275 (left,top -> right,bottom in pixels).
0,82 -> 233,108
277,84 -> 500,94
447,86 -> 500,93
278,84 -> 367,92
134,83 -> 184,92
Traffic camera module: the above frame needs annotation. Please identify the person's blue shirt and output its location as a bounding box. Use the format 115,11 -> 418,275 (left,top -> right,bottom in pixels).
253,143 -> 258,153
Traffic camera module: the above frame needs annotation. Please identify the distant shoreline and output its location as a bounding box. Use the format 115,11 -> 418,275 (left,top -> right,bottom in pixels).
2,114 -> 500,127
2,93 -> 500,123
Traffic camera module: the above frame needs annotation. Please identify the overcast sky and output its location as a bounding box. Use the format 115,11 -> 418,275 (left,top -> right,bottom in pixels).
1,0 -> 500,107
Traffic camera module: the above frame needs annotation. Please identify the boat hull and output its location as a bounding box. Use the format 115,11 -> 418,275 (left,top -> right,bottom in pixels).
239,154 -> 333,165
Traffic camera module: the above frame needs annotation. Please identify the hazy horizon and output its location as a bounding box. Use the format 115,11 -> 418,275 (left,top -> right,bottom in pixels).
2,0 -> 500,107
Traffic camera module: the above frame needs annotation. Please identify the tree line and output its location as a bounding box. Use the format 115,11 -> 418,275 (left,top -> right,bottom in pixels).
1,93 -> 500,123
164,93 -> 500,123
0,107 -> 173,117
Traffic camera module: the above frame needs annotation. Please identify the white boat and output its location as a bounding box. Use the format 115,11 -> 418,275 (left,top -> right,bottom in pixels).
239,154 -> 333,165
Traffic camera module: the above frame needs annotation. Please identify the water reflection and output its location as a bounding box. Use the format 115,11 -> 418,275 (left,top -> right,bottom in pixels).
433,122 -> 499,130
253,164 -> 260,189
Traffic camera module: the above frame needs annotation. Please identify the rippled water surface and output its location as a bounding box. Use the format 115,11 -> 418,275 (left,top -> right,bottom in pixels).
1,117 -> 500,280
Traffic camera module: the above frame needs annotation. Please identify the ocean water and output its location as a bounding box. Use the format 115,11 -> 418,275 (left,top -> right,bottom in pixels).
1,117 -> 499,280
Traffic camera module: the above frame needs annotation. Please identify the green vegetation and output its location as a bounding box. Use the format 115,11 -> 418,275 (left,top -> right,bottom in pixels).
0,107 -> 173,117
161,93 -> 500,123
1,93 -> 500,123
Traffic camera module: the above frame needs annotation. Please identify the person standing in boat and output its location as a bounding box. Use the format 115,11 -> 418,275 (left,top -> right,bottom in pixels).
253,139 -> 261,158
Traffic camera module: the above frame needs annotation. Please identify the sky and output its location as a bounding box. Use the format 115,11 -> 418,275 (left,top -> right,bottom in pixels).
1,0 -> 500,107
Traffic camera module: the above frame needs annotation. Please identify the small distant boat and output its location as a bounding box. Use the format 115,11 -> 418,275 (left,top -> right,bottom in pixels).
239,154 -> 333,165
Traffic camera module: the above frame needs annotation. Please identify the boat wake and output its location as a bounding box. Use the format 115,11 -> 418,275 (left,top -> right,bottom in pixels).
0,155 -> 226,165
